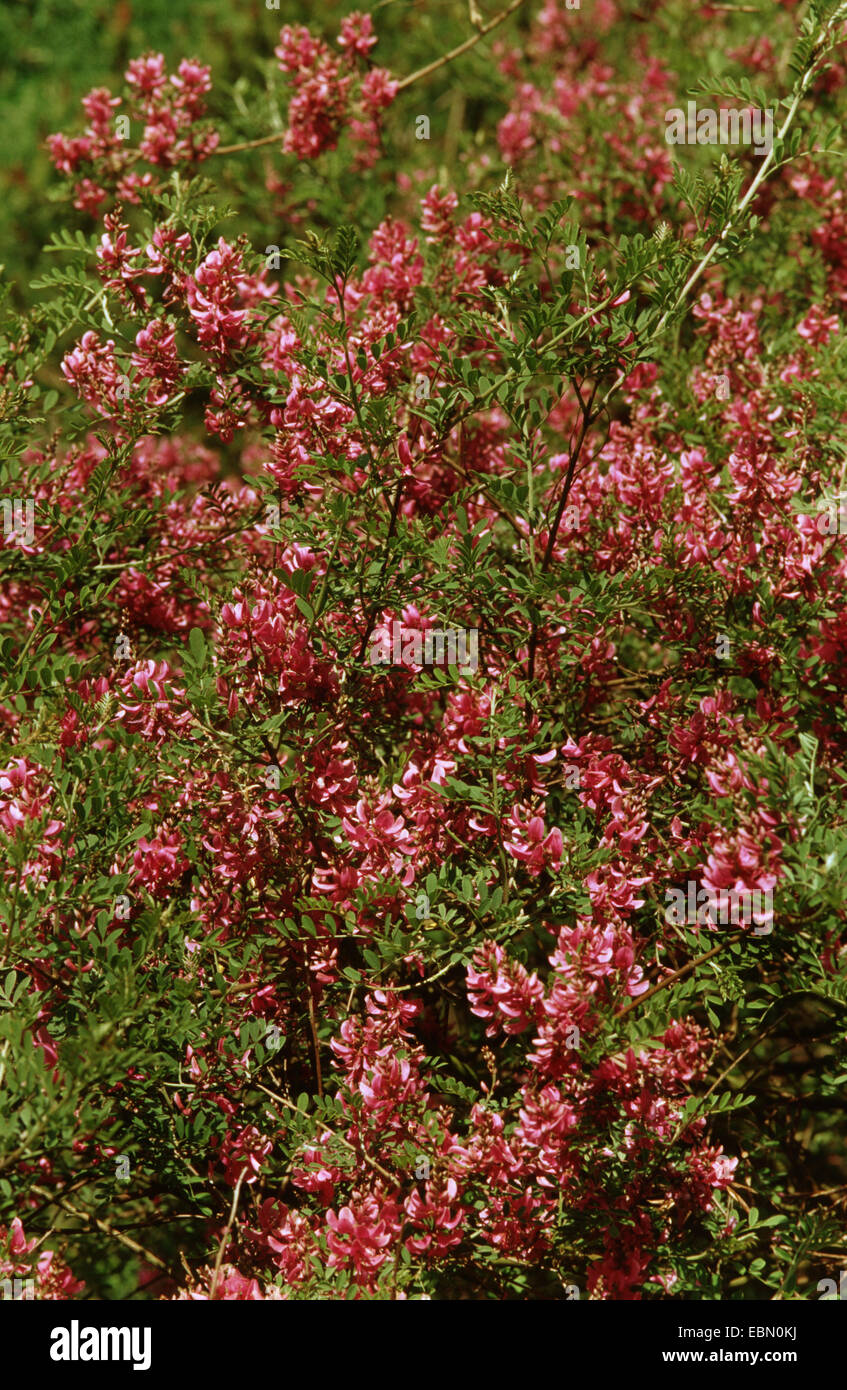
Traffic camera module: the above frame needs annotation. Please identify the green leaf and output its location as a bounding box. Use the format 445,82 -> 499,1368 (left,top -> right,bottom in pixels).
188,627 -> 207,667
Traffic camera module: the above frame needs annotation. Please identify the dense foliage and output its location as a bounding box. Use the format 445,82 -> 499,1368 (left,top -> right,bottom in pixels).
2,0 -> 847,1301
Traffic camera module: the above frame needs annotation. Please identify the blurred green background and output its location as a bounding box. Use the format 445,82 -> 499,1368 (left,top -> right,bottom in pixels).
0,0 -> 289,284
0,0 -> 522,303
0,0 -> 797,309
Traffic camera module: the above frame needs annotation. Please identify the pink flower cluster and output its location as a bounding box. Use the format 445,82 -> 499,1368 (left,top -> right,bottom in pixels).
47,55 -> 217,214
275,17 -> 398,165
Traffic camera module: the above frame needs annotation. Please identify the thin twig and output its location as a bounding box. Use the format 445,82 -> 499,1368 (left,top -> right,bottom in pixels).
212,0 -> 528,157
31,1187 -> 169,1271
209,1167 -> 247,1299
617,933 -> 743,1019
307,988 -> 324,1099
395,0 -> 526,91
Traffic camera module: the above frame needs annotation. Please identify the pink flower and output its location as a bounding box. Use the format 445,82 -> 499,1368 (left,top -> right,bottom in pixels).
337,13 -> 378,58
325,1195 -> 400,1281
797,304 -> 840,346
467,942 -> 545,1037
360,68 -> 398,114
218,1126 -> 273,1185
504,805 -> 564,876
126,53 -> 168,99
132,830 -> 189,897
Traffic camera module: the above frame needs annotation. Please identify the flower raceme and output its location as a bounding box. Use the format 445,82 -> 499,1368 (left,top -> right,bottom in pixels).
47,17 -> 398,205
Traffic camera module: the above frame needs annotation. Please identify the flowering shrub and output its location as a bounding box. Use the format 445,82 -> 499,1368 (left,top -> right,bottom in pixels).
2,0 -> 847,1301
